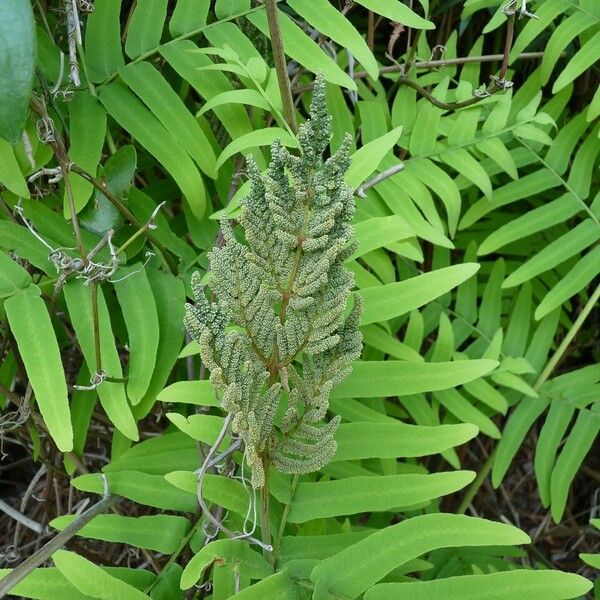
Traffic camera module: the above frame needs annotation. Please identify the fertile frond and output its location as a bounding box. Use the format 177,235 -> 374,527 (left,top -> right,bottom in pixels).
185,76 -> 362,487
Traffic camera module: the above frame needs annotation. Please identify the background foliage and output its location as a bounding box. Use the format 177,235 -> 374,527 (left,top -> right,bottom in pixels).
0,0 -> 598,598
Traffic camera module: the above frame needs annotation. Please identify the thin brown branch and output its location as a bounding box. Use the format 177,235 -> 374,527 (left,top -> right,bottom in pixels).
68,164 -> 177,274
264,0 -> 297,134
293,52 -> 547,94
0,494 -> 118,598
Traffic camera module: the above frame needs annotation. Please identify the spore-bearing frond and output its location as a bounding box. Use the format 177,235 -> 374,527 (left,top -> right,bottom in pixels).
184,75 -> 362,488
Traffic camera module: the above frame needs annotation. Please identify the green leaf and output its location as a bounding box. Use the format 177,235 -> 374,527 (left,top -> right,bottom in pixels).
104,432 -> 196,475
478,193 -> 581,256
434,389 -> 501,438
503,219 -> 600,288
535,244 -> 600,319
351,215 -> 413,260
476,137 -> 518,180
50,514 -> 189,554
288,0 -> 379,79
345,126 -> 403,189
216,127 -> 298,169
198,89 -> 271,116
0,250 -> 32,297
553,29 -> 600,93
98,80 -> 206,218
170,0 -> 210,37
180,539 -> 272,590
246,9 -> 357,90
5,289 -> 72,451
79,144 -> 135,235
359,264 -> 479,325
550,404 -> 600,522
125,0 -> 168,59
332,359 -> 498,398
333,422 -> 478,460
134,270 -> 186,418
493,396 -> 551,487
231,572 -> 299,599
215,0 -> 251,20
0,138 -> 29,196
113,267 -> 160,405
64,281 -> 138,441
288,471 -> 475,522
353,0 -> 434,29
120,62 -> 217,178
0,568 -> 95,599
310,514 -> 529,599
72,471 -> 196,512
84,0 -> 124,83
53,550 -> 150,599
409,79 -> 448,157
361,325 -> 424,362
0,0 -> 35,143
67,92 -> 107,213
440,148 -> 492,199
160,40 -> 255,142
365,570 -> 592,599
157,380 -> 219,407
534,400 -> 575,507
406,158 -> 462,235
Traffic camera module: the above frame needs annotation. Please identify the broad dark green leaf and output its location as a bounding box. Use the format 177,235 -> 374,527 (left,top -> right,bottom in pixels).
169,0 -> 210,37
0,0 -> 35,143
84,0 -> 124,83
0,250 -> 31,298
0,138 -> 29,195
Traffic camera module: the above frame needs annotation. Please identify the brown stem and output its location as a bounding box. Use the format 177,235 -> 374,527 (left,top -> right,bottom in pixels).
293,52 -> 548,94
91,283 -> 102,375
29,97 -> 86,263
367,10 -> 375,50
264,0 -> 297,134
499,8 -> 516,81
0,494 -> 118,597
68,164 -> 177,274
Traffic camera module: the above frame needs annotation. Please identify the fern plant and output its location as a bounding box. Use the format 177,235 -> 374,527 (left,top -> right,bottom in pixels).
0,0 -> 599,598
184,78 -> 362,491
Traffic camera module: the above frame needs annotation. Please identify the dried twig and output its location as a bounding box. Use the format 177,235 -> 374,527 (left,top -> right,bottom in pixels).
0,492 -> 118,597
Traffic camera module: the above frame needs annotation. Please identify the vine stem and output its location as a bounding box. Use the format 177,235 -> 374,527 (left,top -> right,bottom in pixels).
264,0 -> 297,134
458,283 -> 600,514
293,52 -> 547,94
0,494 -> 118,597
